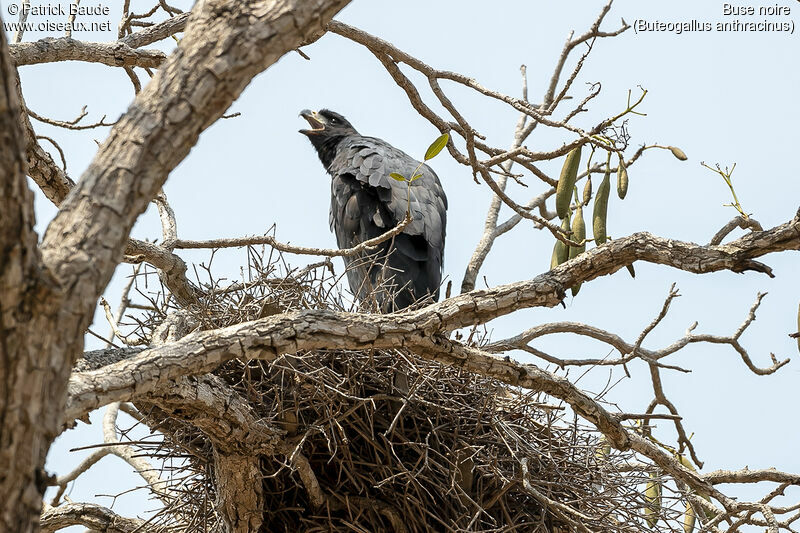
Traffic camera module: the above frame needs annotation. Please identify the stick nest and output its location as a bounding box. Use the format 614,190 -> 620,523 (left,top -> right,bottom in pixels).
120,248 -> 668,532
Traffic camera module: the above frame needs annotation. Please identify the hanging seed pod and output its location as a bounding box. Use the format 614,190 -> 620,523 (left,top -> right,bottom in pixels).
569,205 -> 586,296
669,145 -> 688,161
569,208 -> 586,259
683,501 -> 696,533
617,158 -> 629,199
626,264 -> 636,278
582,176 -> 593,206
556,146 -> 582,219
677,454 -> 695,471
550,213 -> 571,269
593,168 -> 611,245
644,472 -> 662,528
677,455 -> 718,525
697,493 -> 718,522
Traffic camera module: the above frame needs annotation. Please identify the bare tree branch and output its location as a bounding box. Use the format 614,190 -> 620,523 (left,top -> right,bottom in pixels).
11,0 -> 31,44
0,21 -> 60,531
124,238 -> 200,306
710,215 -> 765,245
98,403 -> 174,505
143,374 -> 283,455
10,40 -> 167,68
171,214 -> 411,257
40,503 -> 144,533
66,209 -> 800,420
140,373 -> 278,533
704,468 -> 800,486
68,312 -> 746,510
119,12 -> 190,48
488,290 -> 786,375
27,105 -> 114,131
12,69 -> 76,205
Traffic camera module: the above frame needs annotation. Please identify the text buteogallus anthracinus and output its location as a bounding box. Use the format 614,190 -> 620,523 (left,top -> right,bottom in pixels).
300,109 -> 447,311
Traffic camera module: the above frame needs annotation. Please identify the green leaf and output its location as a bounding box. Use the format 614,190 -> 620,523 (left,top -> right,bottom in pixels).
424,133 -> 449,161
389,172 -> 407,182
410,173 -> 423,181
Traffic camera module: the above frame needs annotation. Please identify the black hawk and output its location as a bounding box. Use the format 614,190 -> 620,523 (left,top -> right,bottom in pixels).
300,109 -> 447,311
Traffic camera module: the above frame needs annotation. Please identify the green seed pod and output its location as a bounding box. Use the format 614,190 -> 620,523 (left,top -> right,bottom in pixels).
683,502 -> 696,533
677,454 -> 696,471
582,177 -> 592,206
569,206 -> 586,260
644,472 -> 662,528
796,302 -> 800,353
617,159 -> 629,200
556,146 -> 582,219
669,145 -> 688,161
697,493 -> 718,522
550,245 -> 560,270
569,205 -> 586,296
550,214 -> 571,269
677,455 -> 718,525
593,169 -> 611,245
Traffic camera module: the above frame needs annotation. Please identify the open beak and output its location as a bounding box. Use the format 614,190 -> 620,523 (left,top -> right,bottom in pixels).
299,109 -> 325,135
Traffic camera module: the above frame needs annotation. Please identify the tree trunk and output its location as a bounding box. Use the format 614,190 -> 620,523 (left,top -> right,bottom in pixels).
0,23 -> 62,533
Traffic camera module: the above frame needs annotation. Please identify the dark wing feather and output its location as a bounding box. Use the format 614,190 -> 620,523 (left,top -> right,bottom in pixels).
327,135 -> 447,310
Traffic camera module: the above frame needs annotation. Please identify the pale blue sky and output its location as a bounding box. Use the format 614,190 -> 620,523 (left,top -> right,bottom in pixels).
5,0 -> 799,528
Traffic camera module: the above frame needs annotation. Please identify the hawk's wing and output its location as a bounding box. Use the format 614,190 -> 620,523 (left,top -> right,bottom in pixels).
328,135 -> 447,260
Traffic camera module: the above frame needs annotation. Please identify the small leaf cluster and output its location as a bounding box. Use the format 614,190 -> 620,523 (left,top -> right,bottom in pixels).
390,132 -> 450,184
